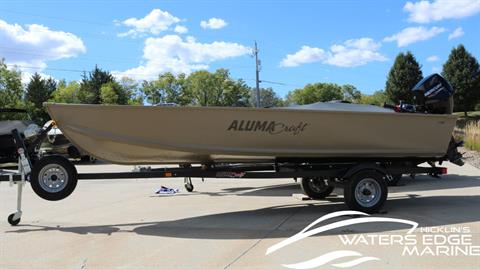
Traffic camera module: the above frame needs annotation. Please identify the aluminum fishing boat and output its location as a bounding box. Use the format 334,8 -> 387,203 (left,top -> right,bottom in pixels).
1,74 -> 466,223
45,74 -> 459,165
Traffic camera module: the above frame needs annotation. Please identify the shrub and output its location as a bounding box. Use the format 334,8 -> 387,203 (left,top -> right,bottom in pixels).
464,121 -> 480,151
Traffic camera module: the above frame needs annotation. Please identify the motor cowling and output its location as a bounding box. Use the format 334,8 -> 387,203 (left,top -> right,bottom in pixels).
411,73 -> 454,114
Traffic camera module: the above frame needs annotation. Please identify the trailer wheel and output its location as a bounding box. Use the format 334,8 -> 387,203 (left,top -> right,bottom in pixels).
30,156 -> 78,201
185,183 -> 194,192
301,177 -> 334,199
7,213 -> 20,226
344,171 -> 387,213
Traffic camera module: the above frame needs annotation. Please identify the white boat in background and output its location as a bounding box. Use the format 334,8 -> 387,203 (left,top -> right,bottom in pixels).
40,120 -> 91,161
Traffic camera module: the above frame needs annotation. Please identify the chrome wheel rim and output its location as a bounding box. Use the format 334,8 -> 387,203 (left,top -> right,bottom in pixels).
355,178 -> 381,207
38,164 -> 68,193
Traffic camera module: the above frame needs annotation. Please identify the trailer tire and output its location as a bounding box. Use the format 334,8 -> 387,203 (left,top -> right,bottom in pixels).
301,177 -> 334,199
30,156 -> 78,201
344,171 -> 387,213
7,213 -> 20,226
185,183 -> 194,192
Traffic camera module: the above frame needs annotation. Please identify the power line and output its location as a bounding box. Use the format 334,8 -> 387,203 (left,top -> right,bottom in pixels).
245,78 -> 303,88
0,9 -> 110,26
0,45 -> 141,64
0,8 -> 257,45
6,64 -> 269,85
0,45 -> 259,69
6,64 -> 86,73
261,80 -> 286,86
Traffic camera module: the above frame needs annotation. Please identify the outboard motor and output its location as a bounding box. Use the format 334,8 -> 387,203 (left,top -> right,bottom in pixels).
411,73 -> 454,114
411,74 -> 464,166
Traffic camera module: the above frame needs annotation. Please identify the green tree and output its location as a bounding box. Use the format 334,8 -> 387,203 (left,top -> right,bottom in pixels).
359,90 -> 388,106
442,44 -> 480,116
0,59 -> 24,120
250,87 -> 283,107
285,83 -> 344,105
141,80 -> 162,105
52,80 -> 80,103
100,81 -> 133,105
187,70 -> 223,106
222,78 -> 250,107
186,69 -> 250,106
140,73 -> 189,105
161,73 -> 188,105
25,73 -> 56,123
140,69 -> 250,107
341,84 -> 362,103
476,75 -> 480,110
100,82 -> 119,104
385,52 -> 423,104
119,77 -> 143,105
78,66 -> 115,104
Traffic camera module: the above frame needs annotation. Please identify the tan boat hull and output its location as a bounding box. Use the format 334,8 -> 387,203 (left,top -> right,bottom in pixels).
45,103 -> 457,164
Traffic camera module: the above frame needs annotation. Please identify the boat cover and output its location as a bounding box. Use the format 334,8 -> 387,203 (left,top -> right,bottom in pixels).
284,102 -> 394,113
0,121 -> 32,136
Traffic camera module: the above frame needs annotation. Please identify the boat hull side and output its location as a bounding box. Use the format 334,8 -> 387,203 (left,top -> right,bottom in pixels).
46,104 -> 457,164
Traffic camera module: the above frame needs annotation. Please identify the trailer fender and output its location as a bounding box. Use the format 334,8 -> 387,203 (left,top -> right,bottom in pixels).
342,163 -> 387,179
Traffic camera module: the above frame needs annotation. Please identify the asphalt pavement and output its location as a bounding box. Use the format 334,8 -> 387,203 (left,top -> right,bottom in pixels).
1,162 -> 479,268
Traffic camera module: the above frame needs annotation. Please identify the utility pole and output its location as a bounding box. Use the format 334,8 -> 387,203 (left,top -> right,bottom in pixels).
253,41 -> 261,108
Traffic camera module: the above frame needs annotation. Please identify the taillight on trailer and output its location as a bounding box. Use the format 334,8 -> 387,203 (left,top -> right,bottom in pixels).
440,167 -> 448,174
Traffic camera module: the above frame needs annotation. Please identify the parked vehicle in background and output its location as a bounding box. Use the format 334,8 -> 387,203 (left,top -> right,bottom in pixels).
0,108 -> 40,165
40,120 -> 94,163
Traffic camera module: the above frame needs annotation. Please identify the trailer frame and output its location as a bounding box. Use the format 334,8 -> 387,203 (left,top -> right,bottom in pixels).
1,127 -> 449,226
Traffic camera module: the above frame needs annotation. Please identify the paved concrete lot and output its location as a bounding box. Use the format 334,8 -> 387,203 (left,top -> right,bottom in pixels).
1,162 -> 479,268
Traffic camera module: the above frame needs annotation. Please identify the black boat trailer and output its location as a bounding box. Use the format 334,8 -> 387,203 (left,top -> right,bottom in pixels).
1,127 -> 449,226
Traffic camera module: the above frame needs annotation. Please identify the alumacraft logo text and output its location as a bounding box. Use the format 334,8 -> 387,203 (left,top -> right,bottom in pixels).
266,211 -> 480,269
227,120 -> 308,135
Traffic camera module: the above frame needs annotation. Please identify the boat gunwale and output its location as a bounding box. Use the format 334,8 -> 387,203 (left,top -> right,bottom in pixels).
44,103 -> 459,120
